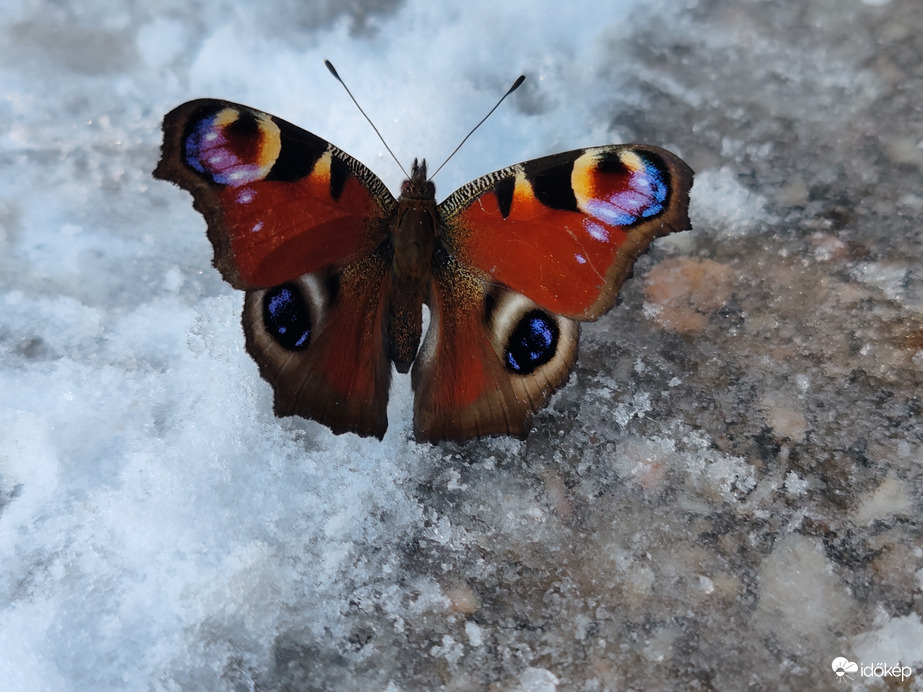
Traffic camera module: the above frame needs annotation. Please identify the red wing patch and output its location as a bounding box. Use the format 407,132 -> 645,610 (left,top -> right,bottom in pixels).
215,173 -> 384,287
411,259 -> 513,441
412,259 -> 491,410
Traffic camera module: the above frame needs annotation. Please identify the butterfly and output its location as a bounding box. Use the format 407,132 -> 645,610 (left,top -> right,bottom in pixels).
154,95 -> 693,442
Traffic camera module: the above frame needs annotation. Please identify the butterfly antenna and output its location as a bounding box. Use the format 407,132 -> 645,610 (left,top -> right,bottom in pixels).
429,74 -> 526,181
325,60 -> 410,178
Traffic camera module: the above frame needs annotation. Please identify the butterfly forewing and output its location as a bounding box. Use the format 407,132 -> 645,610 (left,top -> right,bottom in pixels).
154,99 -> 396,290
438,145 -> 693,319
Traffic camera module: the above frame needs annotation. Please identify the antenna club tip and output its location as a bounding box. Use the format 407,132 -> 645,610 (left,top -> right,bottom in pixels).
324,60 -> 340,78
513,75 -> 526,89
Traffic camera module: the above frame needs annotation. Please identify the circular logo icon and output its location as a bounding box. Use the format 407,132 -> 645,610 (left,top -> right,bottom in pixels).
831,657 -> 859,677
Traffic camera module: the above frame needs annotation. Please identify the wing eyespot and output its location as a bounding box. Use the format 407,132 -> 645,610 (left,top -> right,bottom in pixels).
486,291 -> 576,378
262,284 -> 312,351
183,106 -> 282,186
259,275 -> 330,352
504,310 -> 560,374
572,149 -> 670,226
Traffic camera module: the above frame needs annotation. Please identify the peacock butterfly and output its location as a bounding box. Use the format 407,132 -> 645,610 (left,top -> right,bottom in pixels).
153,86 -> 693,442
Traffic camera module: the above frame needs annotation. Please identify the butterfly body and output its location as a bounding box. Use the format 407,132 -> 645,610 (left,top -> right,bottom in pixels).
155,99 -> 693,442
389,159 -> 436,373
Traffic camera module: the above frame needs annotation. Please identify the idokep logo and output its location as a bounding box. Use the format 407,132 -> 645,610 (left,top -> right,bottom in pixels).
831,657 -> 913,682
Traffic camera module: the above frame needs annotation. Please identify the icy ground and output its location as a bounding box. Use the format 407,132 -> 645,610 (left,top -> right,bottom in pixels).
1,0 -> 922,689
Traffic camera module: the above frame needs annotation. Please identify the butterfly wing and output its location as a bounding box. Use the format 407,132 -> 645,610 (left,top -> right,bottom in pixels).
411,252 -> 580,441
412,145 -> 693,441
154,99 -> 396,289
241,253 -> 393,439
155,99 -> 397,438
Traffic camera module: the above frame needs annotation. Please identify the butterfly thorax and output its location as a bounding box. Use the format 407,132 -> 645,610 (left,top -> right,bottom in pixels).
390,158 -> 438,373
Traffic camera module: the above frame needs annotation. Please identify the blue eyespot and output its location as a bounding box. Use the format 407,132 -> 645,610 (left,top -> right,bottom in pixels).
585,153 -> 669,226
263,284 -> 311,351
505,311 -> 559,375
184,111 -> 265,186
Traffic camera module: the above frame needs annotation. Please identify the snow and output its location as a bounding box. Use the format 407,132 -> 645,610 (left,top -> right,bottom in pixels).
2,0 -> 922,688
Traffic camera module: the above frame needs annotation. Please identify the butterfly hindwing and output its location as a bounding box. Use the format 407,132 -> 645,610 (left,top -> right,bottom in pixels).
411,253 -> 579,442
155,99 -> 396,438
243,252 -> 393,439
409,145 -> 694,440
